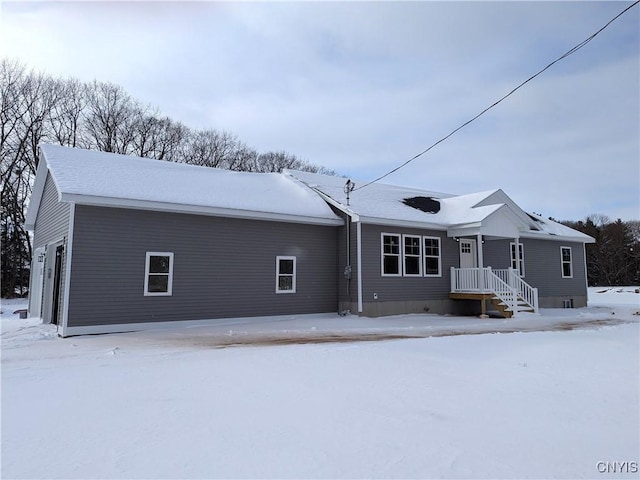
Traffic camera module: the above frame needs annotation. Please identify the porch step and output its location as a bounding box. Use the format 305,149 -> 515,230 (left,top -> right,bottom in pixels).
490,297 -> 535,319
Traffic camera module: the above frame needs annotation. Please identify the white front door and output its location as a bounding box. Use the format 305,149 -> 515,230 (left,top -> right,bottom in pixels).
459,239 -> 477,268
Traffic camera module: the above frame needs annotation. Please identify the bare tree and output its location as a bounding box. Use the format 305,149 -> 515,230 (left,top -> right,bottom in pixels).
132,113 -> 188,161
46,78 -> 86,148
180,129 -> 240,168
83,81 -> 138,154
1,60 -> 62,296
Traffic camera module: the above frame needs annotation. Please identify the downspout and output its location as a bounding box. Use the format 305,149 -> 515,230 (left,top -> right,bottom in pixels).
345,214 -> 351,307
477,233 -> 485,292
357,221 -> 363,313
583,242 -> 589,305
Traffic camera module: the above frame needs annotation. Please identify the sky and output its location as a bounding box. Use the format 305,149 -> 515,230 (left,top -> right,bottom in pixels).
1,1 -> 638,221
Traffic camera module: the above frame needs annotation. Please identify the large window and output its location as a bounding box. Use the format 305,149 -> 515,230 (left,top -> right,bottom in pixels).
560,247 -> 573,278
381,234 -> 401,276
510,242 -> 525,277
381,233 -> 441,277
144,252 -> 174,296
423,237 -> 441,276
403,235 -> 422,276
276,256 -> 296,293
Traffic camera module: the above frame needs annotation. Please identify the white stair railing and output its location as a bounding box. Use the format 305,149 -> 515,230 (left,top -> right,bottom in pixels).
492,269 -> 538,313
483,268 -> 518,314
451,267 -> 539,315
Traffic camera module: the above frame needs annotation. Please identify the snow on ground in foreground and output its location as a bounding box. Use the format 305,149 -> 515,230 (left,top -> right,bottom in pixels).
1,289 -> 639,479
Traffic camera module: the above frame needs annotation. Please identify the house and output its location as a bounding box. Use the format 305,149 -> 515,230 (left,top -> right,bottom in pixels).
26,144 -> 594,336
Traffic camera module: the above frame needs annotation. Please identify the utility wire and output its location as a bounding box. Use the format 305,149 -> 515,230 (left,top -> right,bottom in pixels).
354,0 -> 639,192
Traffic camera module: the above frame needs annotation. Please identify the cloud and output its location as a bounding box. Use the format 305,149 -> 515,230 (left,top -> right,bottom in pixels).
1,1 -> 638,220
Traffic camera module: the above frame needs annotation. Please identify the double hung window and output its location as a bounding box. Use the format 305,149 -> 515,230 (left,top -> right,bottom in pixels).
382,234 -> 401,276
510,242 -> 525,277
403,235 -> 422,276
276,256 -> 296,293
561,247 -> 573,278
423,237 -> 441,276
144,252 -> 174,296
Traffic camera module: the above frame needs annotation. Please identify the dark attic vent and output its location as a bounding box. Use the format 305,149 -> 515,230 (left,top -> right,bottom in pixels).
402,196 -> 441,214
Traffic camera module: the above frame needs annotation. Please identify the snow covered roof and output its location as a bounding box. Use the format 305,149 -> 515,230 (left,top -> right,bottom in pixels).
285,170 -> 594,243
26,145 -> 343,227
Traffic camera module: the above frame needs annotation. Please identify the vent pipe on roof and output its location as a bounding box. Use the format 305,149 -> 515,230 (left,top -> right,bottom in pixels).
344,179 -> 355,206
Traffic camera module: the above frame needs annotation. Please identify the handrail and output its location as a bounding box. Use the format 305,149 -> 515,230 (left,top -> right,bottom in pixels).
506,269 -> 539,313
483,268 -> 517,314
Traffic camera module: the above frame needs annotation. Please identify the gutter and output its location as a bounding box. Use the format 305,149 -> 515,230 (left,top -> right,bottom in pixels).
59,193 -> 345,227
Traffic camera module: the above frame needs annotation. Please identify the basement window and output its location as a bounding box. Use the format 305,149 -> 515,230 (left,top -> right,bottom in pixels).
144,252 -> 174,296
276,256 -> 296,293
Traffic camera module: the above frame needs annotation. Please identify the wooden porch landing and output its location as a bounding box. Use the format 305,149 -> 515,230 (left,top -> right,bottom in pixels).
449,292 -> 494,301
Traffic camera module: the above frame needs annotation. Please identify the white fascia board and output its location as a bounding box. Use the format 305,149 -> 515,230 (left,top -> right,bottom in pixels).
447,223 -> 483,237
447,205 -> 526,238
24,154 -> 50,230
476,189 -> 539,230
356,215 -> 447,231
519,231 -> 596,244
60,193 -> 344,227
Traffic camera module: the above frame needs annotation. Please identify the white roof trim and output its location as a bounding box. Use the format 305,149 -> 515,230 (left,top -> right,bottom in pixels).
355,215 -> 448,231
520,230 -> 596,243
61,193 -> 344,226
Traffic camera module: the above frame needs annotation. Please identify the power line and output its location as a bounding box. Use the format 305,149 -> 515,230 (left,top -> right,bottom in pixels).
354,0 -> 639,192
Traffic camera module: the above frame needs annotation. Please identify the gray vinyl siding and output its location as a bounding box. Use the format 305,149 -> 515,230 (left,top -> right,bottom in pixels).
483,238 -> 588,306
32,173 -> 70,249
31,173 -> 71,324
520,239 -> 587,298
360,224 -> 456,303
67,205 -> 339,327
482,240 -> 512,270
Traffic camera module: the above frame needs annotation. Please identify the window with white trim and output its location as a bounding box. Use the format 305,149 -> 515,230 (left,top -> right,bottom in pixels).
423,236 -> 441,276
144,252 -> 174,296
560,247 -> 573,278
381,234 -> 401,276
403,235 -> 422,276
276,256 -> 296,293
510,242 -> 525,277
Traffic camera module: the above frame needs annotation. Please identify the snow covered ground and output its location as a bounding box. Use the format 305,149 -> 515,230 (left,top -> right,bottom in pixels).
1,288 -> 638,479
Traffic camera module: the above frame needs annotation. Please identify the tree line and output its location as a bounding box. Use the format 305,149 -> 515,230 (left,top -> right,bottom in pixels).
561,215 -> 640,287
0,58 -> 334,297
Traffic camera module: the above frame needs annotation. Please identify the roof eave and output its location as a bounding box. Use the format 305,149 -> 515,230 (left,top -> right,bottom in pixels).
61,193 -> 345,227
519,230 -> 596,244
355,215 -> 448,231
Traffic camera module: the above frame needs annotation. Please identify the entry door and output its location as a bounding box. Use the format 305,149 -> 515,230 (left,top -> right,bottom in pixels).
459,239 -> 477,268
50,245 -> 64,325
